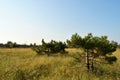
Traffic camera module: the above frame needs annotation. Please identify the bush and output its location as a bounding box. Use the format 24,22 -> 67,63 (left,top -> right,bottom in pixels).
32,39 -> 67,56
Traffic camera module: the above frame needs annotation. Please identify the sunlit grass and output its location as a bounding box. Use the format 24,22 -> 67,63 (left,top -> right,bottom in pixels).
0,48 -> 120,80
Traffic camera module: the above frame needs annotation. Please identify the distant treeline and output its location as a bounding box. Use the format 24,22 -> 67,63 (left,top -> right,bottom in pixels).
0,41 -> 36,48
0,38 -> 120,49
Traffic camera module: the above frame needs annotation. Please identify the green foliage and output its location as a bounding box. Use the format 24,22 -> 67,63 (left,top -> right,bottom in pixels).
82,33 -> 94,49
33,39 -> 67,56
6,41 -> 14,48
95,37 -> 118,56
67,33 -> 118,60
67,33 -> 118,71
32,46 -> 43,55
66,33 -> 82,48
105,56 -> 117,64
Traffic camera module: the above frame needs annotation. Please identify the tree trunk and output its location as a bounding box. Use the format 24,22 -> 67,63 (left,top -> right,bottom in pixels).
91,57 -> 94,72
47,53 -> 50,56
86,49 -> 90,71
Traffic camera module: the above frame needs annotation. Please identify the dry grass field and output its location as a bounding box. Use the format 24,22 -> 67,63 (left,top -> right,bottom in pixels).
0,48 -> 120,80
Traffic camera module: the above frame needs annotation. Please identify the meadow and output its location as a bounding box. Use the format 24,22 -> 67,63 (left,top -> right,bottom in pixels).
0,48 -> 120,80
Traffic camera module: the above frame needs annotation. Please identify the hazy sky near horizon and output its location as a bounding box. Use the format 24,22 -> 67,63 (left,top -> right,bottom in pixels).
0,0 -> 120,44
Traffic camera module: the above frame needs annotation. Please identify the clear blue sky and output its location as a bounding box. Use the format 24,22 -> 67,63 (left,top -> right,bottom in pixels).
0,0 -> 120,44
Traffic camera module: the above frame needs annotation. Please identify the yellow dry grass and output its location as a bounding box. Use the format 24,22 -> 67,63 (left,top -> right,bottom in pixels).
0,48 -> 120,80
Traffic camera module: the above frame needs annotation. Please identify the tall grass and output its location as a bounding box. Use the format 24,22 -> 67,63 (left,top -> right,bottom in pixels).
0,48 -> 120,80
